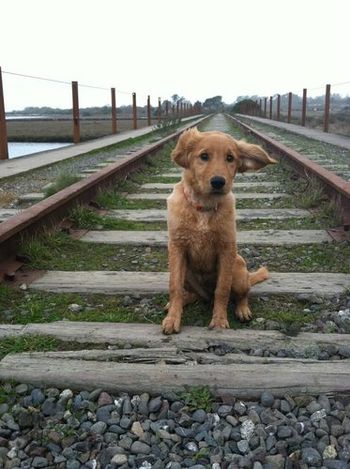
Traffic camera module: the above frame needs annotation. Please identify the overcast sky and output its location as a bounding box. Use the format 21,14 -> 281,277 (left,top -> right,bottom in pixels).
1,0 -> 350,111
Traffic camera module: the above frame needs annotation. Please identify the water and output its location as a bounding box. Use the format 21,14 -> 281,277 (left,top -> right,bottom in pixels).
8,142 -> 71,159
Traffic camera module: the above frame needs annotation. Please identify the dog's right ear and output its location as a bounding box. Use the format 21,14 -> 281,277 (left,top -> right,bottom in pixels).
171,127 -> 201,168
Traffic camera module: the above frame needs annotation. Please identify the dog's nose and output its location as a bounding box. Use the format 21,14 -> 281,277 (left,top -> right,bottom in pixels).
210,176 -> 226,189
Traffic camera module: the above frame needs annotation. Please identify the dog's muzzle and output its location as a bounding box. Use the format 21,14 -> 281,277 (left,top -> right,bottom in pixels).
210,176 -> 226,190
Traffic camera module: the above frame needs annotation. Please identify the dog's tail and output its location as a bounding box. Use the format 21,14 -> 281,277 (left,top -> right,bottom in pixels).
249,266 -> 270,286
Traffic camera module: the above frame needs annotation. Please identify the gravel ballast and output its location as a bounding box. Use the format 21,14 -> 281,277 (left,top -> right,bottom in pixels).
0,384 -> 350,468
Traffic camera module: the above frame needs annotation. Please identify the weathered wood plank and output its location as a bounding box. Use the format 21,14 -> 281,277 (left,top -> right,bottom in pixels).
127,192 -> 287,200
141,182 -> 279,191
0,354 -> 349,398
80,229 -> 332,246
107,208 -> 310,222
29,271 -> 350,297
21,322 -> 350,353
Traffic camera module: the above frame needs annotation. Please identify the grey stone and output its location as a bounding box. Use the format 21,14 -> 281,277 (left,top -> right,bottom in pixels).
307,400 -> 322,413
192,409 -> 207,423
90,421 -> 107,434
261,391 -> 274,407
217,405 -> 232,417
277,426 -> 292,438
15,384 -> 28,395
234,401 -> 246,416
148,396 -> 162,413
31,389 -> 45,406
264,454 -> 285,469
131,441 -> 151,455
111,454 -> 128,466
237,439 -> 249,454
301,447 -> 322,466
240,419 -> 255,440
31,457 -> 49,468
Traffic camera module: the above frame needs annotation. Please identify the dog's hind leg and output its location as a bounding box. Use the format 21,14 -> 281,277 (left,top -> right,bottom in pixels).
231,255 -> 252,322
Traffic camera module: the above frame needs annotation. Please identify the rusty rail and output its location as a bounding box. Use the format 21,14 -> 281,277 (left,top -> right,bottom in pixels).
0,116 -> 209,261
227,114 -> 350,228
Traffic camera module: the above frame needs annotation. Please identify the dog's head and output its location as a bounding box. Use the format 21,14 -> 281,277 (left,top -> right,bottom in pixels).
172,127 -> 277,196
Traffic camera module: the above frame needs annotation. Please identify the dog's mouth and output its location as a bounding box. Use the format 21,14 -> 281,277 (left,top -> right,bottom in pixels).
210,188 -> 226,195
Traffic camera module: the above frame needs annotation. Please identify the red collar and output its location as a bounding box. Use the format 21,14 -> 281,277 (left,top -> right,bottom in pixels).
183,186 -> 218,212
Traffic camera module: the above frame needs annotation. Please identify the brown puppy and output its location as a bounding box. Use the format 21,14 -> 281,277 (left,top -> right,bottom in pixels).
163,127 -> 277,334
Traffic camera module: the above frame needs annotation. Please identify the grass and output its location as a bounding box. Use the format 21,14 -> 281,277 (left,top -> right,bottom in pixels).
0,190 -> 17,207
0,281 -> 343,333
0,335 -> 62,360
44,173 -> 82,197
179,386 -> 214,412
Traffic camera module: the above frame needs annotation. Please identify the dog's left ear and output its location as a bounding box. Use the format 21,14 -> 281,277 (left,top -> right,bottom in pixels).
237,141 -> 277,172
171,127 -> 201,168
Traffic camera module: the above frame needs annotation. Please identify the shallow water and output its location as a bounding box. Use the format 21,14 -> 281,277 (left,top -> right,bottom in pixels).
8,142 -> 70,159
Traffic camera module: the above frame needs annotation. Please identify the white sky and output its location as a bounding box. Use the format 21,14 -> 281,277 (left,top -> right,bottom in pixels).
1,0 -> 350,111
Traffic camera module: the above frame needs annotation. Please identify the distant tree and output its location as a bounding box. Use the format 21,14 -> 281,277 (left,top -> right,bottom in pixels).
202,96 -> 223,112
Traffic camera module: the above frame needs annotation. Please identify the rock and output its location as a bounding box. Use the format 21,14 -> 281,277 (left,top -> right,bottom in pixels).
31,389 -> 45,406
130,441 -> 151,455
323,445 -> 337,459
234,401 -> 246,416
15,384 -> 28,395
217,405 -> 232,417
68,303 -> 83,313
264,454 -> 285,468
261,391 -> 274,407
237,439 -> 249,454
148,396 -> 162,413
131,421 -> 144,438
301,447 -> 322,466
311,408 -> 327,422
90,421 -> 107,434
31,457 -> 49,467
111,454 -> 128,466
192,409 -> 207,423
277,426 -> 292,438
240,419 -> 255,440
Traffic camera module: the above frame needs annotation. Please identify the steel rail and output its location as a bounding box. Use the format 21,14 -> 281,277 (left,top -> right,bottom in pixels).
0,116 -> 209,261
226,114 -> 350,229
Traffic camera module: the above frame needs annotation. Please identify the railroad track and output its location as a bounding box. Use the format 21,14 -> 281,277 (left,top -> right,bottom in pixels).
0,113 -> 350,467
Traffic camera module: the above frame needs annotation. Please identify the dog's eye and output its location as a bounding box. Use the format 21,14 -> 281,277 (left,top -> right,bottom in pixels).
226,154 -> 234,162
200,153 -> 209,161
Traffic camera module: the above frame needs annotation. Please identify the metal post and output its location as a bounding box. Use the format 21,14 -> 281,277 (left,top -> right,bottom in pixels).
324,84 -> 331,133
132,92 -> 137,130
287,92 -> 292,123
276,94 -> 281,121
72,81 -> 80,143
263,97 -> 267,118
147,95 -> 151,126
165,100 -> 169,117
0,67 -> 9,160
176,101 -> 179,117
269,97 -> 273,119
301,88 -> 307,127
111,88 -> 117,134
158,97 -> 161,123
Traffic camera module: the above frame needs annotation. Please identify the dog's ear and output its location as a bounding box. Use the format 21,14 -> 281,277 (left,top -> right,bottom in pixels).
236,140 -> 277,173
171,127 -> 201,168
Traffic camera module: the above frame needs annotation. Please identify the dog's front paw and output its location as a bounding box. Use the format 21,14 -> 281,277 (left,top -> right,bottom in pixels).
162,315 -> 181,334
208,316 -> 230,329
235,306 -> 252,322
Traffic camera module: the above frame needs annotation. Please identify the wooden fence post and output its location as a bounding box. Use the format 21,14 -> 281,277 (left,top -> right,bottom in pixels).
132,92 -> 137,130
0,67 -> 9,160
324,84 -> 331,133
158,98 -> 161,123
287,92 -> 292,123
180,102 -> 184,117
269,97 -> 273,119
263,97 -> 267,118
165,100 -> 169,117
276,94 -> 281,121
111,88 -> 117,134
176,101 -> 179,117
72,81 -> 80,143
301,88 -> 307,127
147,95 -> 151,126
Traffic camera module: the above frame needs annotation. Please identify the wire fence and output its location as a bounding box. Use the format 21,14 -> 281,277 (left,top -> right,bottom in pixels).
0,68 -> 201,160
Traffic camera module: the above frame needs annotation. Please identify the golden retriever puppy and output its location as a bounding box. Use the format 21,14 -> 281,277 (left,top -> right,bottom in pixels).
163,127 -> 276,334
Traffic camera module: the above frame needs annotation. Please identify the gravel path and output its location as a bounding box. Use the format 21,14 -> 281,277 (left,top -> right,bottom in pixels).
1,384 -> 350,468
